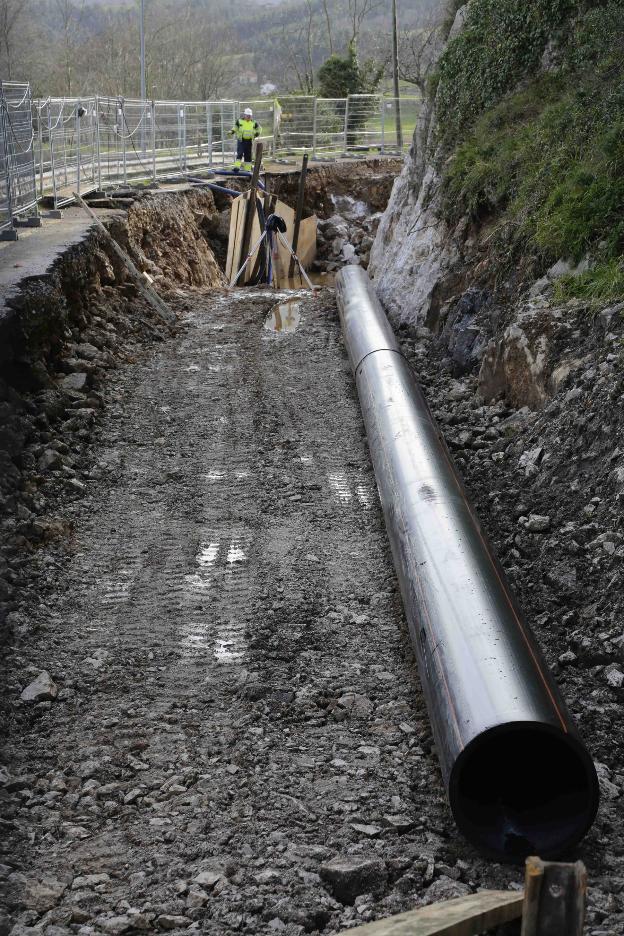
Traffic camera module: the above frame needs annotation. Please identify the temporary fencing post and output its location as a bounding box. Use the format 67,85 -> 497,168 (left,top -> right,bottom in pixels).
312,97 -> 317,158
177,105 -> 182,170
47,105 -> 58,207
76,98 -> 82,195
206,103 -> 213,167
95,96 -> 102,191
220,107 -> 225,166
343,96 -> 349,154
151,100 -> 157,182
37,102 -> 44,197
380,97 -> 385,154
119,98 -> 127,184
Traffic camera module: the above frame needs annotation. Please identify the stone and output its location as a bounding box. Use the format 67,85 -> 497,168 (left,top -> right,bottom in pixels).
526,514 -> 551,532
381,814 -> 414,833
422,876 -> 471,905
61,373 -> 88,392
38,449 -> 62,472
350,823 -> 382,838
20,671 -> 58,703
604,666 -> 624,689
98,916 -> 132,935
76,343 -> 99,360
193,869 -> 223,889
156,915 -> 191,930
18,875 -> 67,913
594,762 -> 620,800
186,887 -> 209,909
72,873 -> 110,889
319,856 -> 387,904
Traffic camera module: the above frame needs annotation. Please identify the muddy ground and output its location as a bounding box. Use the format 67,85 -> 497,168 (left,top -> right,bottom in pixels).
1,183 -> 623,935
1,285 -> 525,936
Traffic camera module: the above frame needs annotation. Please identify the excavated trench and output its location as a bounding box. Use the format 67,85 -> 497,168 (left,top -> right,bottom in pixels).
0,162 -> 621,935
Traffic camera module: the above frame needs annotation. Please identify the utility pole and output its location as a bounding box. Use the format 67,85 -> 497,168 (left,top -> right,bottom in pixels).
140,0 -> 147,154
140,0 -> 146,100
391,0 -> 403,151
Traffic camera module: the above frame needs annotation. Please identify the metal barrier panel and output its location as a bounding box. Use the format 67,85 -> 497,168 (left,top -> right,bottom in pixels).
276,96 -> 316,156
27,92 -> 421,204
314,98 -> 347,157
0,93 -> 12,232
1,82 -> 38,223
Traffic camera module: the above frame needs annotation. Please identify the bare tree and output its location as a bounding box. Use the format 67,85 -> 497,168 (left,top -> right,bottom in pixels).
347,0 -> 383,52
398,22 -> 444,93
321,0 -> 334,56
0,0 -> 30,79
53,0 -> 86,95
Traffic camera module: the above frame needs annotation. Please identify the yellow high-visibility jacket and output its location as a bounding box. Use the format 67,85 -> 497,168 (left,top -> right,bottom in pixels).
230,117 -> 262,141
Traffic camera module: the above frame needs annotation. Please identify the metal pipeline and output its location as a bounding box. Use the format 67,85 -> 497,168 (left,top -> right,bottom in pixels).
336,266 -> 599,861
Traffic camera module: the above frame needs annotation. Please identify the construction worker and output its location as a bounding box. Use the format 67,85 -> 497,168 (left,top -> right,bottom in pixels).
230,108 -> 262,172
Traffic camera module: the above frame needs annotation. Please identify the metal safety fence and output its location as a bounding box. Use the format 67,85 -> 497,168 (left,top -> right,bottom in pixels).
2,91 -> 420,211
0,82 -> 39,237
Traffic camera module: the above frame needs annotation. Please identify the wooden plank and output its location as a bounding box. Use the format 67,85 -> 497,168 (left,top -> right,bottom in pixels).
73,192 -> 176,330
289,152 -> 308,277
521,857 -> 586,936
337,890 -> 524,936
238,141 -> 263,283
225,193 -> 244,281
297,214 -> 318,270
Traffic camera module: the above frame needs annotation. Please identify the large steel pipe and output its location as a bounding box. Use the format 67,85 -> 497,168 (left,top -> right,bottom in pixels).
336,266 -> 599,861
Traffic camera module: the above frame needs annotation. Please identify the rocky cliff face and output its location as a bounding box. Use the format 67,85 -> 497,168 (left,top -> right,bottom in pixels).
369,8 -> 466,330
370,2 -> 623,415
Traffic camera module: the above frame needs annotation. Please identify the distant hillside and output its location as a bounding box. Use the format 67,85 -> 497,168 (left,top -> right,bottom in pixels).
1,0 -> 444,99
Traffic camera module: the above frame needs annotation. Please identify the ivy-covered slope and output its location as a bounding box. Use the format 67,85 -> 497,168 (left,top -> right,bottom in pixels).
437,0 -> 624,301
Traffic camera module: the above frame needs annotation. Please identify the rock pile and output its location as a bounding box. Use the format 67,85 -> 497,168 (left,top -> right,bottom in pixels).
315,196 -> 382,275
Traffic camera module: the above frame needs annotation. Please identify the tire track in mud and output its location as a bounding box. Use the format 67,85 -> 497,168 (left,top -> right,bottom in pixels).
3,288 -> 520,935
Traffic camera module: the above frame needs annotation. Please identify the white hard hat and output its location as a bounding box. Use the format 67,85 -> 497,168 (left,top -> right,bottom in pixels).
244,107 -> 253,117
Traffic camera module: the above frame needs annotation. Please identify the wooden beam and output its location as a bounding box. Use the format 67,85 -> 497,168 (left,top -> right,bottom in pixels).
238,141 -> 263,285
521,857 -> 586,936
289,152 -> 308,278
337,890 -> 524,936
73,192 -> 176,330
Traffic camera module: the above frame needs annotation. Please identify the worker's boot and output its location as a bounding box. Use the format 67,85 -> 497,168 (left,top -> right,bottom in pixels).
243,162 -> 253,172
232,158 -> 242,173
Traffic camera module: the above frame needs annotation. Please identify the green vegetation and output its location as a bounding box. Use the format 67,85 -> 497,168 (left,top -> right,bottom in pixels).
438,1 -> 624,302
436,0 -> 574,147
317,45 -> 384,98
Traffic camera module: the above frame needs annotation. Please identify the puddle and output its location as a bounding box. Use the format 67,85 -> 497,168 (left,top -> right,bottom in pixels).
282,271 -> 336,288
265,299 -> 301,334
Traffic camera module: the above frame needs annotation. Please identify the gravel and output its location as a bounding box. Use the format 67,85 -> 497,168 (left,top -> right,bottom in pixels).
0,285 -> 527,935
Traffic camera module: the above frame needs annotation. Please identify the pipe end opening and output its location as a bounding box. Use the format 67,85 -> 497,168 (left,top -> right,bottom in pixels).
450,725 -> 599,862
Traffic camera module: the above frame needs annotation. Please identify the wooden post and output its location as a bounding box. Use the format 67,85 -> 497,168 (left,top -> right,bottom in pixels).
521,857 -> 587,936
288,152 -> 308,279
238,141 -> 263,285
336,890 -> 523,935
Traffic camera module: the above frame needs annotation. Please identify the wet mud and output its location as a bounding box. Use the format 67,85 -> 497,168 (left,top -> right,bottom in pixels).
1,286 -> 527,935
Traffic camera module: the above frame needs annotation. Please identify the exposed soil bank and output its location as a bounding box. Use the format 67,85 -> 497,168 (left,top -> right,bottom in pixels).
266,159 -> 402,221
